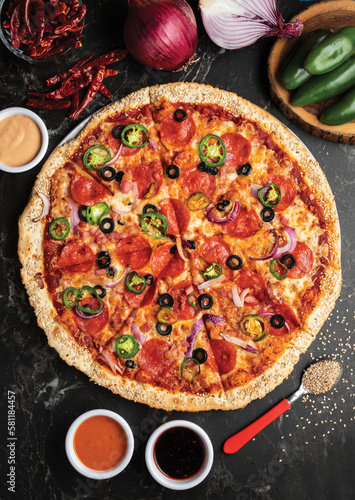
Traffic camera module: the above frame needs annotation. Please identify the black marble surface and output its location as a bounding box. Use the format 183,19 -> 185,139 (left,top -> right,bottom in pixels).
1,1 -> 354,499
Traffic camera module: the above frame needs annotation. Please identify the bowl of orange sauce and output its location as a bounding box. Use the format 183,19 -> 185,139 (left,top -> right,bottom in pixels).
65,409 -> 134,480
0,107 -> 48,173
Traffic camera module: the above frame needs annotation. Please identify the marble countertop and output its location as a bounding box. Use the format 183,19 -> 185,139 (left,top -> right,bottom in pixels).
0,1 -> 354,499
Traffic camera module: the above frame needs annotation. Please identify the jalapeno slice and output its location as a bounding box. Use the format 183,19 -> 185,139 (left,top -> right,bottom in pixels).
63,287 -> 81,310
270,258 -> 288,280
144,182 -> 156,199
187,193 -> 211,211
121,124 -> 149,148
199,134 -> 226,168
240,314 -> 268,341
258,183 -> 282,208
125,271 -> 147,295
187,292 -> 199,313
86,202 -> 110,225
77,286 -> 103,314
49,217 -> 70,240
156,307 -> 178,325
181,358 -> 201,383
140,212 -> 168,239
115,335 -> 140,359
83,145 -> 111,171
201,262 -> 223,280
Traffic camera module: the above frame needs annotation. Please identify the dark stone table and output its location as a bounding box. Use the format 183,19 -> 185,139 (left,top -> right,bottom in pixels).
1,1 -> 354,499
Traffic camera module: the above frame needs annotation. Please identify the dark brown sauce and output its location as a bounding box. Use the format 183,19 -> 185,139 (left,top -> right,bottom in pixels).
154,427 -> 206,480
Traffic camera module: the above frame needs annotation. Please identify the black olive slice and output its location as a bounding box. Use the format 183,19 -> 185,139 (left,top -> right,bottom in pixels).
174,109 -> 187,122
125,360 -> 137,369
187,240 -> 197,249
261,207 -> 275,223
78,205 -> 87,222
115,171 -> 124,182
98,251 -> 111,269
144,274 -> 154,286
237,163 -> 252,176
227,255 -> 243,270
170,245 -> 177,254
117,219 -> 126,226
106,266 -> 117,278
197,294 -> 213,310
281,254 -> 296,269
143,204 -> 157,213
112,124 -> 125,139
208,166 -> 219,176
100,218 -> 115,234
94,285 -> 107,299
166,164 -> 180,179
157,322 -> 172,335
158,293 -> 174,307
101,166 -> 116,181
216,199 -> 230,212
198,162 -> 207,172
270,314 -> 285,329
192,348 -> 208,364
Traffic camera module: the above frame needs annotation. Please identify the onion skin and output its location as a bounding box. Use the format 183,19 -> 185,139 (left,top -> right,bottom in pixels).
124,0 -> 198,71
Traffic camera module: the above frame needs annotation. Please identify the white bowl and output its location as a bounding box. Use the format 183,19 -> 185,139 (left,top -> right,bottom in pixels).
0,107 -> 48,173
145,420 -> 213,490
65,409 -> 134,480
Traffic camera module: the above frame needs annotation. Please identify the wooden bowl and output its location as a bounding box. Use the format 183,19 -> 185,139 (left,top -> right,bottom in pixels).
268,0 -> 355,143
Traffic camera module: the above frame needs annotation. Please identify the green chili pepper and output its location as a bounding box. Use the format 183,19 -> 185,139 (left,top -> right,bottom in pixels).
181,358 -> 201,384
320,84 -> 355,125
187,292 -> 199,312
121,124 -> 149,148
240,314 -> 268,342
77,286 -> 103,314
258,184 -> 281,208
140,212 -> 168,239
115,335 -> 140,359
199,134 -> 226,167
63,287 -> 82,310
201,262 -> 223,280
83,145 -> 111,171
125,271 -> 147,295
48,217 -> 70,240
269,259 -> 288,280
86,202 -> 110,225
187,193 -> 210,211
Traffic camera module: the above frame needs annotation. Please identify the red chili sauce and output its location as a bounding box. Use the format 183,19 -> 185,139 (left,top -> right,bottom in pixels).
154,427 -> 206,480
73,415 -> 128,471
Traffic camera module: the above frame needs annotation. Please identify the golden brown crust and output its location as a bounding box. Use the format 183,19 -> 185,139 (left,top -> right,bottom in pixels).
18,83 -> 341,411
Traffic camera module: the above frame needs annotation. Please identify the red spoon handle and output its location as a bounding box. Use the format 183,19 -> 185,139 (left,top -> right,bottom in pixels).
223,398 -> 291,454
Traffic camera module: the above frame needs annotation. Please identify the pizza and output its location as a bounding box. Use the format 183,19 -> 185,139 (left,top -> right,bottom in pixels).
18,82 -> 341,411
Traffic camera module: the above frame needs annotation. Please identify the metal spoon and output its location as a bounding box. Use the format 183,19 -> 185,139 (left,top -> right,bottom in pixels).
223,360 -> 343,454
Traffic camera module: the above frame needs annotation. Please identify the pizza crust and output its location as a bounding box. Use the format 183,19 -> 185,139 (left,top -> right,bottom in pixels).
18,83 -> 341,411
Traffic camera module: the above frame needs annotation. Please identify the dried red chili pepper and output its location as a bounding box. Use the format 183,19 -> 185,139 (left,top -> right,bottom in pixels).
79,49 -> 128,73
70,67 -> 105,120
99,84 -> 112,99
30,72 -> 92,100
46,50 -> 96,86
26,98 -> 71,109
69,91 -> 80,114
54,4 -> 86,35
24,0 -> 33,36
10,4 -> 21,50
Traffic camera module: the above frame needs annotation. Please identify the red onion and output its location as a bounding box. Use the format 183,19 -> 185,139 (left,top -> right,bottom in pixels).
232,285 -> 250,307
123,0 -> 198,71
273,227 -> 297,258
260,311 -> 291,333
176,237 -> 189,262
106,143 -> 123,166
200,0 -> 303,50
150,137 -> 158,151
225,153 -> 235,162
220,333 -> 258,355
33,192 -> 50,222
104,266 -> 130,288
186,317 -> 204,357
249,231 -> 279,261
35,273 -> 44,289
203,314 -> 225,326
131,182 -> 139,210
75,306 -> 104,319
206,201 -> 240,225
131,321 -> 146,345
65,197 -> 80,235
250,183 -> 263,199
197,275 -> 227,290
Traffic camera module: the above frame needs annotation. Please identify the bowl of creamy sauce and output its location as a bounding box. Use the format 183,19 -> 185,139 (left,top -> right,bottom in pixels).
65,409 -> 134,480
0,107 -> 48,173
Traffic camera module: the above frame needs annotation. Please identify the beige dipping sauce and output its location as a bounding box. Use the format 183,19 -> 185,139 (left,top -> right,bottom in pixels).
0,114 -> 42,167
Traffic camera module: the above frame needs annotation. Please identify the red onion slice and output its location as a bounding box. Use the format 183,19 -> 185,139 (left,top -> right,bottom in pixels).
176,237 -> 189,262
33,192 -> 50,222
273,227 -> 297,258
131,321 -> 146,345
220,333 -> 258,355
206,201 -> 240,225
250,183 -> 263,199
203,314 -> 225,326
75,305 -> 104,319
65,197 -> 80,235
35,272 -> 44,289
259,311 -> 291,333
186,317 -> 204,358
106,143 -> 123,166
249,232 -> 279,261
104,265 -> 130,288
149,137 -> 158,151
111,205 -> 131,215
225,153 -> 235,162
131,182 -> 139,210
197,275 -> 227,290
232,284 -> 251,307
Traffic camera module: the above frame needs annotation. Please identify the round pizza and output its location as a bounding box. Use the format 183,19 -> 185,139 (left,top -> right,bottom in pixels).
18,82 -> 341,411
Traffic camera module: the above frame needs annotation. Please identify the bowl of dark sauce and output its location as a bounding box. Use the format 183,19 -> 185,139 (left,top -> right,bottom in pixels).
145,420 -> 213,490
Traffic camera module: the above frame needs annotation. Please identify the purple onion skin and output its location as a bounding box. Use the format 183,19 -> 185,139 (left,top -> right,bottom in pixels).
124,0 -> 198,71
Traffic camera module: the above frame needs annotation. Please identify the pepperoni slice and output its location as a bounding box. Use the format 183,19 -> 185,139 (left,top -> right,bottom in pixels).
159,199 -> 180,236
210,339 -> 236,375
72,298 -> 109,336
199,237 -> 231,266
116,235 -> 152,271
221,133 -> 251,168
151,244 -> 175,276
225,206 -> 261,239
234,270 -> 269,302
70,175 -> 107,207
131,162 -> 162,199
107,124 -> 138,157
180,166 -> 216,198
159,252 -> 185,279
287,242 -> 313,279
123,286 -> 149,308
170,281 -> 196,320
265,175 -> 297,212
268,303 -> 299,336
140,280 -> 157,307
57,241 -> 95,273
160,113 -> 196,149
137,339 -> 171,376
159,198 -> 190,236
